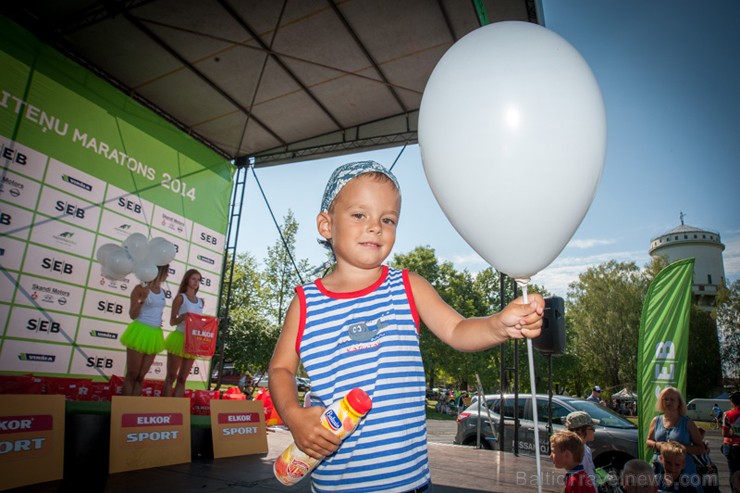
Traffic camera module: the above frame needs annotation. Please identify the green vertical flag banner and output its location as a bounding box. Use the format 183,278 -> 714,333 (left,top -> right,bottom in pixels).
637,257 -> 694,461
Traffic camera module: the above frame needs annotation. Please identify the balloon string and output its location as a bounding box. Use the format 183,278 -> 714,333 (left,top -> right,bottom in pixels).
517,279 -> 542,493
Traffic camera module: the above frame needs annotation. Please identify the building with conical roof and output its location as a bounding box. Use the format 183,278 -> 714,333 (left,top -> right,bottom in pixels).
649,213 -> 726,311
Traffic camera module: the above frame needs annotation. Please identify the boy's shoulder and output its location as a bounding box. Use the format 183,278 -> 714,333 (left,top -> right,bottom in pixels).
564,469 -> 595,493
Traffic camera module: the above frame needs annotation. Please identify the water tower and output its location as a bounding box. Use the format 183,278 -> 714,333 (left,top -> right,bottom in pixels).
649,213 -> 726,310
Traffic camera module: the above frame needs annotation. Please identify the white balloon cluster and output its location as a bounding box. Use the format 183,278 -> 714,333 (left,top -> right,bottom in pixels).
96,233 -> 176,283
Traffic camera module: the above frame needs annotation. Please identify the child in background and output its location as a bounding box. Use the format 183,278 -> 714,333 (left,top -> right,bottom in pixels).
565,410 -> 598,491
621,459 -> 658,493
550,430 -> 596,493
658,441 -> 701,492
268,161 -> 544,493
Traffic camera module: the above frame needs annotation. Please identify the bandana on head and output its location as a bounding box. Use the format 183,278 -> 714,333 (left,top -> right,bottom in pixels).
320,160 -> 400,213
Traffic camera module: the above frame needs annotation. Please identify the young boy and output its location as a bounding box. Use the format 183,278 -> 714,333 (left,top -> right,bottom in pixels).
621,459 -> 658,493
269,161 -> 544,493
550,430 -> 596,493
657,441 -> 700,492
565,410 -> 597,490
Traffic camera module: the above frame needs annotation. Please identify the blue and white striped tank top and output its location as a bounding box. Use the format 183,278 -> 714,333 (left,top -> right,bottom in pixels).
296,266 -> 429,493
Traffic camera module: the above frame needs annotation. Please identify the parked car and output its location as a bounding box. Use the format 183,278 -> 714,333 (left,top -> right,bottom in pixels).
210,364 -> 241,386
686,398 -> 731,422
454,393 -> 638,472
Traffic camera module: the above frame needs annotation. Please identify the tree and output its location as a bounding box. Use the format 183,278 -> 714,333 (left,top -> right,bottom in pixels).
566,260 -> 647,390
717,280 -> 740,379
686,305 -> 723,398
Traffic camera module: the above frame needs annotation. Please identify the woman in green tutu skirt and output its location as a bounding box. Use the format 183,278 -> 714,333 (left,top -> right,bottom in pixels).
120,264 -> 169,396
163,269 -> 204,397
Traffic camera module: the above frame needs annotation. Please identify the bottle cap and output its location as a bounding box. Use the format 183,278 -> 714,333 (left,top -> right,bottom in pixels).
346,388 -> 372,415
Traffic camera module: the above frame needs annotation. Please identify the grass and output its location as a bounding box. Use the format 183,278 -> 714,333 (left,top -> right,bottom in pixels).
426,400 -> 459,421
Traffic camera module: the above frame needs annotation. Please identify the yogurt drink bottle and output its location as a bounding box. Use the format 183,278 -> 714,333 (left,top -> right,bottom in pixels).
273,387 -> 372,486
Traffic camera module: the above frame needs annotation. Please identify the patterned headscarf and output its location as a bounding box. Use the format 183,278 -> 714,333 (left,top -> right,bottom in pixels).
320,160 -> 400,213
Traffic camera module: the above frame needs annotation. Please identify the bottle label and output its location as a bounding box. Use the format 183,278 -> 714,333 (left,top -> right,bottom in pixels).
324,409 -> 342,431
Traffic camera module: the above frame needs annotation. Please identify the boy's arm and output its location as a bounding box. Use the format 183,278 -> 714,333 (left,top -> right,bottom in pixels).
268,296 -> 341,459
408,272 -> 543,351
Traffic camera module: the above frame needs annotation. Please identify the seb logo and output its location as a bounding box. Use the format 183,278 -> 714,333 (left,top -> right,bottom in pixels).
0,414 -> 53,457
200,232 -> 218,246
97,300 -> 124,315
54,199 -> 86,219
86,355 -> 114,369
217,413 -> 260,437
122,413 -> 184,444
116,197 -> 142,215
41,256 -> 73,275
0,210 -> 10,226
26,318 -> 61,334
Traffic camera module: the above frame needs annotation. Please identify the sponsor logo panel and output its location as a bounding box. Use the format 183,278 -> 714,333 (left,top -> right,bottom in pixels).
81,290 -> 130,324
192,223 -> 224,252
0,414 -> 53,434
0,235 -> 25,271
187,243 -> 222,275
104,184 -> 154,225
68,347 -> 125,377
96,209 -> 149,242
5,306 -> 78,344
75,317 -> 126,349
29,217 -> 96,258
36,186 -> 100,231
0,136 -> 48,181
0,339 -> 72,373
86,259 -> 135,296
45,158 -> 106,204
0,201 -> 33,241
22,244 -> 90,287
13,275 -> 84,315
145,355 -> 167,379
0,169 -> 42,210
151,205 -> 192,241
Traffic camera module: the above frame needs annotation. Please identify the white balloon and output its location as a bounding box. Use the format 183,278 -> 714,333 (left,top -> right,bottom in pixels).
147,237 -> 176,266
101,265 -> 126,281
122,233 -> 149,262
96,243 -> 120,265
105,249 -> 134,277
419,21 -> 606,280
133,262 -> 158,283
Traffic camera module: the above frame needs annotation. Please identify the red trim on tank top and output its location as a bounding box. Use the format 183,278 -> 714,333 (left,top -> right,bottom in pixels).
314,265 -> 389,299
295,285 -> 307,355
402,269 -> 420,333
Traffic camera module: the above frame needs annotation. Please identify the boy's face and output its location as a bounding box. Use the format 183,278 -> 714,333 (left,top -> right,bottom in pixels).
660,453 -> 685,480
319,175 -> 401,269
550,445 -> 573,470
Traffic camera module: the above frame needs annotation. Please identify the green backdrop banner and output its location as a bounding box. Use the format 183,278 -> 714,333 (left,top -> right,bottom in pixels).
637,257 -> 694,461
0,17 -> 234,388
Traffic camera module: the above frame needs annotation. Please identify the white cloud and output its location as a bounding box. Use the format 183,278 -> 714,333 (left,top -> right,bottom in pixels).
568,238 -> 616,249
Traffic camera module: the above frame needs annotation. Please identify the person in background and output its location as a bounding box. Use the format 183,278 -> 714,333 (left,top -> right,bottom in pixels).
587,386 -> 604,405
621,459 -> 658,493
163,269 -> 203,397
268,161 -> 544,493
550,430 -> 596,493
657,441 -> 700,492
565,411 -> 598,491
646,387 -> 705,492
722,392 -> 740,486
712,403 -> 723,430
120,264 -> 169,396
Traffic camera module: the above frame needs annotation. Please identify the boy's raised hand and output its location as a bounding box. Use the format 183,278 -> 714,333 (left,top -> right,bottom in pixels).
498,293 -> 545,339
284,405 -> 342,460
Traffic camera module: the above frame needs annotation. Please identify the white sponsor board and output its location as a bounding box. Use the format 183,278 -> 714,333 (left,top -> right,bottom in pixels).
36,186 -> 101,231
14,274 -> 85,315
22,243 -> 91,287
75,317 -> 127,350
68,346 -> 126,377
29,216 -> 97,257
151,205 -> 192,241
104,184 -> 154,226
0,235 -> 25,271
46,158 -> 106,204
0,200 -> 34,240
5,306 -> 79,344
192,223 -> 225,252
81,289 -> 131,324
86,259 -> 137,297
0,136 -> 49,181
97,208 -> 150,242
0,339 -> 72,373
187,242 -> 222,275
0,168 -> 42,210
0,274 -> 16,303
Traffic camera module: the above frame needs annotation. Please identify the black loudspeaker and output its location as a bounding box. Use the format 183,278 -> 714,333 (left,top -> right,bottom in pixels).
533,296 -> 566,355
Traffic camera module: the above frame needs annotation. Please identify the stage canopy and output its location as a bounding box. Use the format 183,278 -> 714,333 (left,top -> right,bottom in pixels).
2,0 -> 538,168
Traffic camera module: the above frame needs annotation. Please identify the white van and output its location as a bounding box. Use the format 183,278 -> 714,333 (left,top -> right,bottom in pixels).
686,398 -> 731,422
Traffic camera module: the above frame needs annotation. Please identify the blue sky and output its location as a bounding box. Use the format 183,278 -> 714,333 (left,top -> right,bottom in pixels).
235,0 -> 740,298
